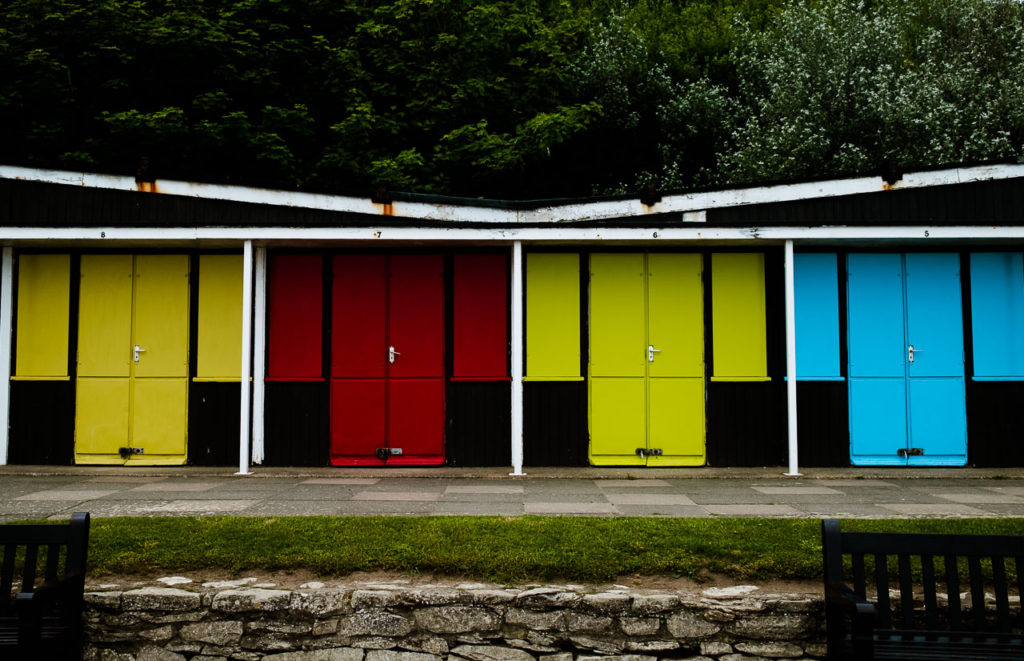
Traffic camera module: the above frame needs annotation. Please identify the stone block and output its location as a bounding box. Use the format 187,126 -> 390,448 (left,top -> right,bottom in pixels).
666,611 -> 720,639
734,642 -> 803,658
212,588 -> 292,612
624,640 -> 679,653
266,650 -> 365,661
416,606 -> 500,633
241,633 -> 299,651
411,588 -> 472,606
137,646 -> 186,661
352,590 -> 409,610
180,620 -> 244,645
619,616 -> 661,636
139,625 -> 175,642
247,619 -> 312,635
293,590 -> 353,617
721,655 -> 768,661
516,588 -> 581,609
505,607 -> 565,631
578,656 -> 655,661
726,613 -> 814,640
506,638 -> 559,653
123,587 -> 201,612
366,650 -> 441,661
803,642 -> 827,658
581,592 -> 632,614
313,618 -> 341,636
351,636 -> 400,650
468,589 -> 518,606
85,592 -> 123,609
565,612 -> 614,634
338,611 -> 415,637
539,653 -> 573,661
568,634 -> 624,654
450,644 -> 537,661
629,594 -> 681,615
400,633 -> 450,656
699,641 -> 733,655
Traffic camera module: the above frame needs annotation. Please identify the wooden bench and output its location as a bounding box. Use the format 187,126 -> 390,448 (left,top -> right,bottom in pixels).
822,518 -> 1024,660
0,512 -> 90,660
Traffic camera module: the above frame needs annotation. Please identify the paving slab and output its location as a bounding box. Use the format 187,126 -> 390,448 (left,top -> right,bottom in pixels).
703,504 -> 803,517
604,494 -> 698,506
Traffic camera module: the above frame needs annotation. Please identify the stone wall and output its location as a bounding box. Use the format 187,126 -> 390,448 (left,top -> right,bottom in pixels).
83,580 -> 826,661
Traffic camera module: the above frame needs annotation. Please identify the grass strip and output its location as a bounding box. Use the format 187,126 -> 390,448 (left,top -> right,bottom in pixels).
76,516 -> 1024,583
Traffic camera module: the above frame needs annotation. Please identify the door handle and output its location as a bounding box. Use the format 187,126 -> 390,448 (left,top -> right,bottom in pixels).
134,345 -> 146,362
648,345 -> 661,362
908,345 -> 922,363
389,346 -> 401,364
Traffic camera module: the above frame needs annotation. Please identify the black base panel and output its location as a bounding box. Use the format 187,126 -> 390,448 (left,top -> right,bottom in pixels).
966,381 -> 1024,467
188,382 -> 241,466
523,381 -> 589,467
707,381 -> 787,466
8,381 -> 74,465
796,381 -> 850,467
262,381 -> 329,467
445,382 -> 511,467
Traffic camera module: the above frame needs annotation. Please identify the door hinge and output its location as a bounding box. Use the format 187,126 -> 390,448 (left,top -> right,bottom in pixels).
897,448 -> 924,457
118,447 -> 145,459
635,448 -> 663,457
375,447 -> 403,460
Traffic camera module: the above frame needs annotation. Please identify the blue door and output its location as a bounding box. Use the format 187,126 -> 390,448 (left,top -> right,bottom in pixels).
847,253 -> 966,466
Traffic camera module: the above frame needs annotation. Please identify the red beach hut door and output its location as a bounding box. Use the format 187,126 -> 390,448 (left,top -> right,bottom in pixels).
330,254 -> 444,465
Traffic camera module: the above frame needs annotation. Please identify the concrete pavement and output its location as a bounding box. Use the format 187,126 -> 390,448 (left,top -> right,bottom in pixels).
2,466 -> 1024,520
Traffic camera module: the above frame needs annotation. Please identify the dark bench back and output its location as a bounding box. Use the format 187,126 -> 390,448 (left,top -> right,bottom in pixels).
823,519 -> 1024,634
0,512 -> 90,615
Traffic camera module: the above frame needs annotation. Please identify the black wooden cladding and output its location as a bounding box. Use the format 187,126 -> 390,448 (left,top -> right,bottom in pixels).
523,381 -> 589,466
262,382 -> 330,466
445,382 -> 511,467
797,381 -> 850,467
706,381 -> 787,466
8,381 -> 74,465
966,381 -> 1024,467
710,178 -> 1024,226
187,383 -> 241,466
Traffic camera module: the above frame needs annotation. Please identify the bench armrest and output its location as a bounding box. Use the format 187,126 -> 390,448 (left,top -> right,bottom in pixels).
13,575 -> 85,634
826,581 -> 876,659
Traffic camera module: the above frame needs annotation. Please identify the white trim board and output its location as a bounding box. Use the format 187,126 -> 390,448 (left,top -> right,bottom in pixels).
2,163 -> 1023,225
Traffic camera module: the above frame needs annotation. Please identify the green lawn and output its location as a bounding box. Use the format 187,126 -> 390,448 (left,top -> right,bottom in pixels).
75,516 -> 1024,583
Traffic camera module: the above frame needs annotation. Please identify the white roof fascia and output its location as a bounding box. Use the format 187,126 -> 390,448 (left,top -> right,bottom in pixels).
2,163 -> 1023,225
2,225 -> 1024,243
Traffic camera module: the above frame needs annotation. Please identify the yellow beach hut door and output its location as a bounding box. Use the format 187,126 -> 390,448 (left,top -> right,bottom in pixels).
589,253 -> 705,466
75,255 -> 189,465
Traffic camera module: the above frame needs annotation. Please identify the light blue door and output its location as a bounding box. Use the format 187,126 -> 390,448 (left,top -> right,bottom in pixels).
847,253 -> 966,466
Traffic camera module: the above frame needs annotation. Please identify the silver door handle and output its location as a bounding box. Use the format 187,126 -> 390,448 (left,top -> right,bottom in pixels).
134,345 -> 146,362
389,346 -> 401,364
908,345 -> 922,363
648,345 -> 661,362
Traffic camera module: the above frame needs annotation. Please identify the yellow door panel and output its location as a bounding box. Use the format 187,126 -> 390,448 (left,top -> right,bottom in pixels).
590,253 -> 645,378
197,254 -> 242,380
131,378 -> 187,462
712,253 -> 768,380
647,377 -> 705,465
78,255 -> 132,377
134,255 -> 190,378
74,378 -> 130,461
525,253 -> 581,379
648,253 -> 703,379
15,254 -> 70,378
590,377 -> 645,465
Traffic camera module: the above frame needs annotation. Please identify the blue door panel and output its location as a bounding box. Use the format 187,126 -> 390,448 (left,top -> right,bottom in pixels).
849,378 -> 908,465
970,253 -> 1024,378
908,378 -> 967,465
847,254 -> 905,378
905,254 -> 964,378
794,253 -> 841,379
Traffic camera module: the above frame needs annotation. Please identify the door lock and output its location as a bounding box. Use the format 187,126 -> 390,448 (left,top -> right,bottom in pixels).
388,346 -> 401,364
907,345 -> 921,363
648,345 -> 661,362
897,448 -> 924,457
133,345 -> 146,362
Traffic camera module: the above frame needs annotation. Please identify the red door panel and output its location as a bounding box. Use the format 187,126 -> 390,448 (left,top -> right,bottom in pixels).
268,254 -> 322,380
388,255 -> 444,378
453,253 -> 508,380
388,379 -> 444,464
331,379 -> 386,464
332,255 -> 387,378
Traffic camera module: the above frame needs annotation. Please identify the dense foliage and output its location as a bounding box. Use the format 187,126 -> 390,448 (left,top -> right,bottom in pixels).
1,0 -> 1021,198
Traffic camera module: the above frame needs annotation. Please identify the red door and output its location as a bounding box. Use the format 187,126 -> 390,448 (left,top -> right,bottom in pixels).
330,255 -> 444,465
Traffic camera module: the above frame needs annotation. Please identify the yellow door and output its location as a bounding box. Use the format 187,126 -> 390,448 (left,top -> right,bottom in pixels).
75,255 -> 189,464
588,253 -> 705,466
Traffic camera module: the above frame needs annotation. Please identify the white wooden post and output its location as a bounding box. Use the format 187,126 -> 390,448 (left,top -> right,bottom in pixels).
510,241 -> 525,476
0,247 -> 13,465
237,240 -> 254,475
251,245 -> 267,464
784,239 -> 801,476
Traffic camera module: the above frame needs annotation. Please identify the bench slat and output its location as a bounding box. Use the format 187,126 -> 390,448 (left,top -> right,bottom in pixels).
994,555 -> 1011,632
947,553 -> 963,631
45,543 -> 60,584
899,553 -> 915,628
969,555 -> 986,631
0,544 -> 13,617
876,552 -> 892,629
853,552 -> 867,599
21,543 -> 38,594
841,532 -> 1024,557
